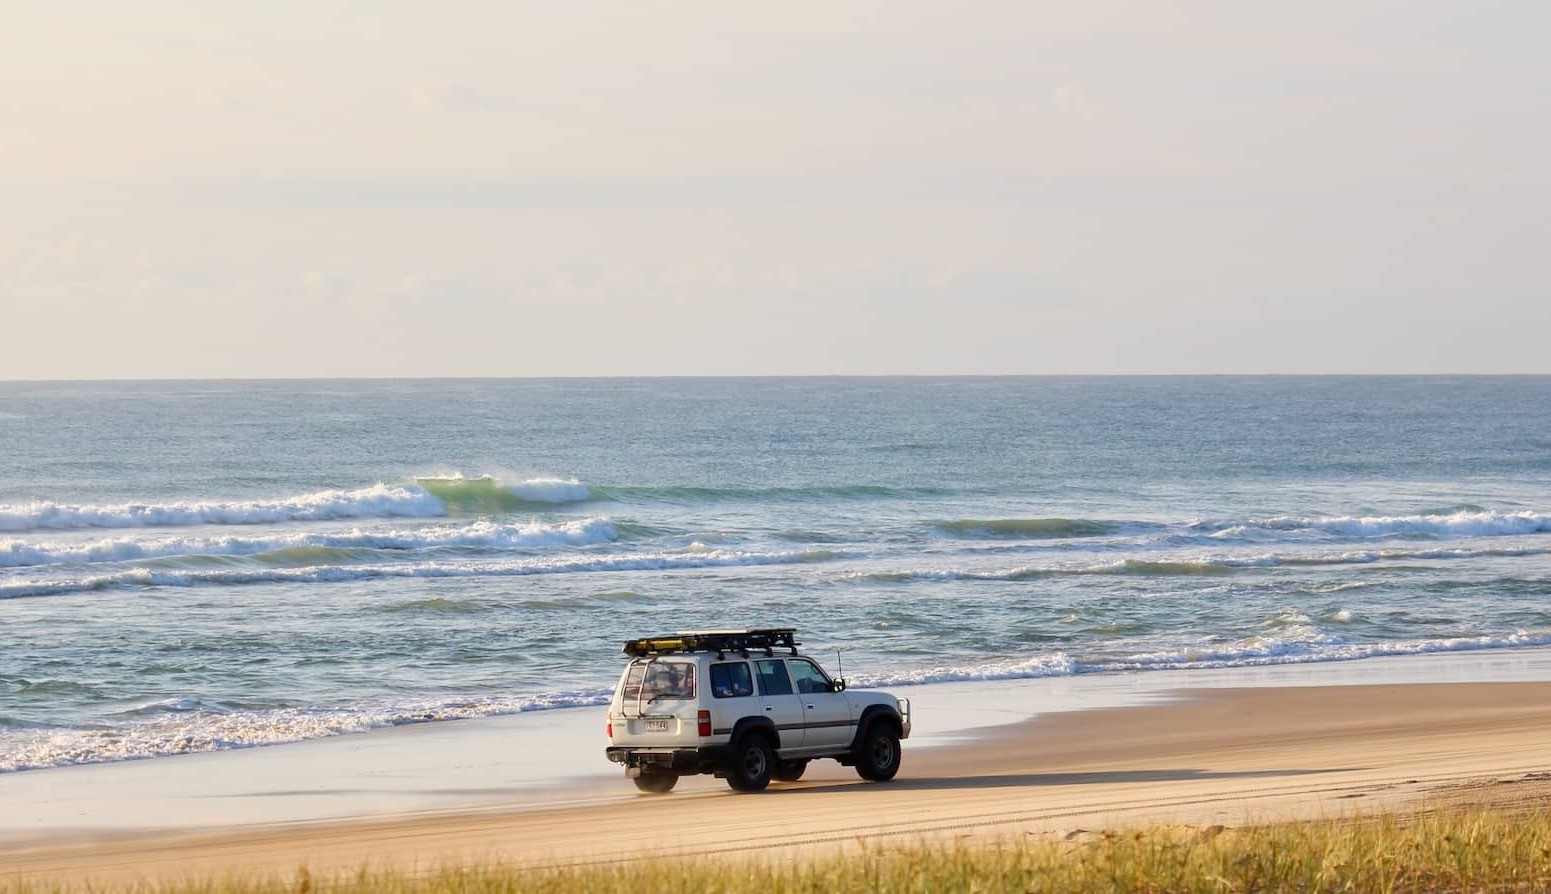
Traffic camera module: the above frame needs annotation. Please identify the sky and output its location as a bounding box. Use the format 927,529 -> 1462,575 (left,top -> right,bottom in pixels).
2,1 -> 1548,378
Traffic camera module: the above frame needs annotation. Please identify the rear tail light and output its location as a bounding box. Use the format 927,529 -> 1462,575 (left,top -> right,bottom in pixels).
697,709 -> 712,737
606,715 -> 613,739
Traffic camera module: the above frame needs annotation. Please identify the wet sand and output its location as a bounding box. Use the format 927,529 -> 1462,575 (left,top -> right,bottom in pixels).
5,680 -> 1551,887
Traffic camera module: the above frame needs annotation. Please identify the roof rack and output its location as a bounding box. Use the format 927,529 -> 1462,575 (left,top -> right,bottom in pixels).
622,628 -> 800,658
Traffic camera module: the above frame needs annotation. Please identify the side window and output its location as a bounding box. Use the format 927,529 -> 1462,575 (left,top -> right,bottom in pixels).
753,659 -> 794,696
709,662 -> 754,698
788,659 -> 832,694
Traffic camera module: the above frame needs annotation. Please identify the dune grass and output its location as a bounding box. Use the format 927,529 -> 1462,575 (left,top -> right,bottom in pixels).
9,807 -> 1551,893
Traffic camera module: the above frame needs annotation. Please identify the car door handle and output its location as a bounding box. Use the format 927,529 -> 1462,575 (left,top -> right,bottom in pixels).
806,704 -> 816,709
765,706 -> 774,712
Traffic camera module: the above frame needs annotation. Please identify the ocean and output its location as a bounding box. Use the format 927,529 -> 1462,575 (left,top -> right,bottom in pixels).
2,376 -> 1549,773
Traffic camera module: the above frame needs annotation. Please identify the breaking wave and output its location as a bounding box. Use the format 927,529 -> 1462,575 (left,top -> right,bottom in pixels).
851,543 -> 1549,583
1201,509 -> 1551,540
0,546 -> 842,600
0,484 -> 446,532
0,476 -> 603,533
0,689 -> 615,773
0,518 -> 619,568
922,509 -> 1551,547
851,631 -> 1551,688
0,476 -> 930,533
415,475 -> 590,510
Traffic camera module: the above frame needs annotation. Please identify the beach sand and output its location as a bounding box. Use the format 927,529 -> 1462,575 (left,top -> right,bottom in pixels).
5,677 -> 1551,887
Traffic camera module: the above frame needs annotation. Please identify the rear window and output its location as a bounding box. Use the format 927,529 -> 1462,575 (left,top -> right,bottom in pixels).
709,662 -> 754,698
620,660 -> 697,701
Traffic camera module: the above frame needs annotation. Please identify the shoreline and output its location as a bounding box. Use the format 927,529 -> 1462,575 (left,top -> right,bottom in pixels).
6,646 -> 1551,838
6,650 -> 1551,885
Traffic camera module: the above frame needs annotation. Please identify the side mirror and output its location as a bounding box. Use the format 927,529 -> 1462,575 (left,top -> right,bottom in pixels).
830,679 -> 846,693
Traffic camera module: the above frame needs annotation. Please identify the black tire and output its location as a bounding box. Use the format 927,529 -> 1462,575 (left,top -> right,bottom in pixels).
632,772 -> 678,794
854,723 -> 901,782
723,732 -> 774,792
773,759 -> 809,783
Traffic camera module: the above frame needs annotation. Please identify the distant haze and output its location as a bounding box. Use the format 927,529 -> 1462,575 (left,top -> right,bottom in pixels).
2,2 -> 1547,378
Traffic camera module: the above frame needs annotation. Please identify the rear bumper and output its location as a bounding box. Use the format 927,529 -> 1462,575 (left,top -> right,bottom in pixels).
606,745 -> 727,776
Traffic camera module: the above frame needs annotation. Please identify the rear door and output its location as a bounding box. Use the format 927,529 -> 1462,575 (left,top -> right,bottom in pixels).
617,658 -> 699,743
708,660 -> 762,738
753,658 -> 805,749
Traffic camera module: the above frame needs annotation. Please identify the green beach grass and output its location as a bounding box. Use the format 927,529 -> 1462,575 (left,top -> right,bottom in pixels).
8,807 -> 1551,893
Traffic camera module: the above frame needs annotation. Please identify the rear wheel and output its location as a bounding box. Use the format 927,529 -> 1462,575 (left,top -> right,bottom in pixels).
724,732 -> 774,792
854,723 -> 901,782
773,759 -> 809,783
632,771 -> 679,794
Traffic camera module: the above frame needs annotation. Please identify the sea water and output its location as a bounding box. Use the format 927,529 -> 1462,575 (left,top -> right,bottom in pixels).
2,377 -> 1548,772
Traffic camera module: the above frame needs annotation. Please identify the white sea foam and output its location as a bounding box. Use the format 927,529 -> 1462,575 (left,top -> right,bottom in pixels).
7,632 -> 1551,772
850,653 -> 1080,686
849,542 -> 1548,583
850,632 -> 1551,690
1207,509 -> 1551,540
0,484 -> 447,532
0,546 -> 837,599
506,477 -> 590,504
1108,631 -> 1551,671
0,689 -> 614,773
0,518 -> 619,568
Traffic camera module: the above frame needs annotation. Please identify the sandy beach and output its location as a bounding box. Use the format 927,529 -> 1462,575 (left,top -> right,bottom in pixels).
5,657 -> 1551,888
10,0 -> 1551,886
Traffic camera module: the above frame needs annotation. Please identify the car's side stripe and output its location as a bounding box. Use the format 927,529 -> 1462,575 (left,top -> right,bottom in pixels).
713,719 -> 863,736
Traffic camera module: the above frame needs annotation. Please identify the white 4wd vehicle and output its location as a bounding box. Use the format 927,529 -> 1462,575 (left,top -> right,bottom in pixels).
604,628 -> 912,793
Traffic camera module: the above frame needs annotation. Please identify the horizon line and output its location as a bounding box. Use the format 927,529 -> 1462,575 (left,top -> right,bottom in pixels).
5,372 -> 1551,385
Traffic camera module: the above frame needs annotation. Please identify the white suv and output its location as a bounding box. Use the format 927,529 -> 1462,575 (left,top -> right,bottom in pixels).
604,628 -> 912,793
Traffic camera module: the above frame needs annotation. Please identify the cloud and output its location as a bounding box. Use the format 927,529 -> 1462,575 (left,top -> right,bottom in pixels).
1052,83 -> 1098,119
407,83 -> 494,112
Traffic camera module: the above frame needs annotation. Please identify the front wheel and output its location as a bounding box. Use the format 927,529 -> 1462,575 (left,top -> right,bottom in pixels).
854,724 -> 901,782
724,733 -> 774,792
633,772 -> 679,794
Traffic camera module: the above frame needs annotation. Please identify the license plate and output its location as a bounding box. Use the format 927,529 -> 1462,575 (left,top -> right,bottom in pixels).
644,719 -> 670,732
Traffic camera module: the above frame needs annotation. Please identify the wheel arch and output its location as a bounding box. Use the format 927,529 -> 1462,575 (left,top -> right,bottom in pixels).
847,705 -> 903,752
729,716 -> 781,750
